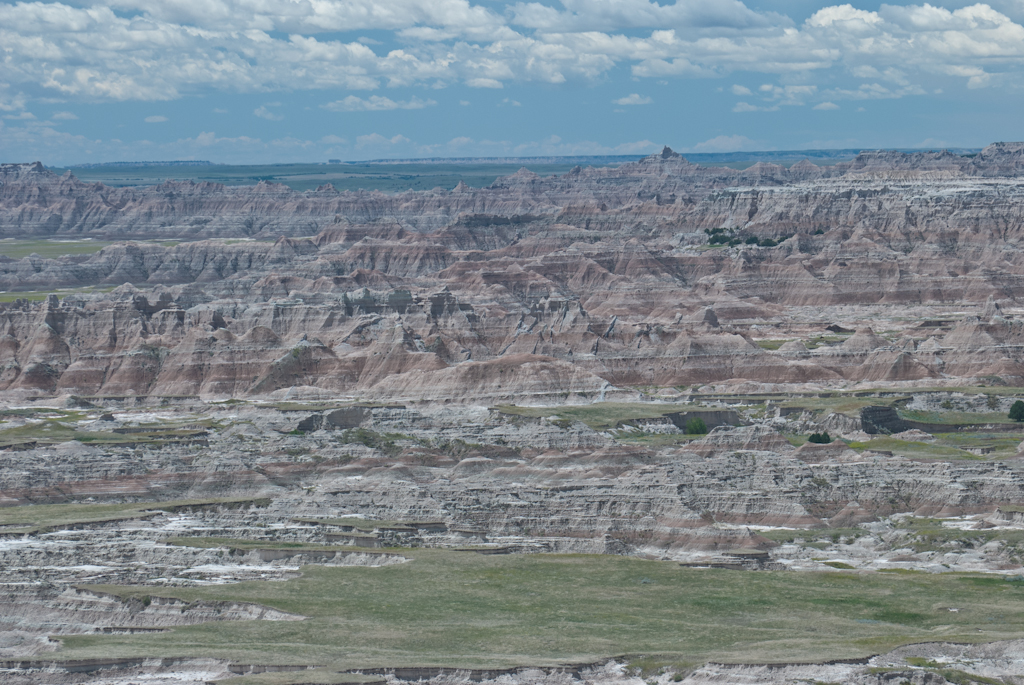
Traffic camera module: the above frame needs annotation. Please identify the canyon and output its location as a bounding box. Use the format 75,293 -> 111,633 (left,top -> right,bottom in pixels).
4,145 -> 1024,684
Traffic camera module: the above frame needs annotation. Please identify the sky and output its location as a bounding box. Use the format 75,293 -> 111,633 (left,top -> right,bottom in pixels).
2,0 -> 1024,165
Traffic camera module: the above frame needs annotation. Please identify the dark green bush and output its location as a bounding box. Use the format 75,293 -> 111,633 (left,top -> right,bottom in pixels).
685,417 -> 708,435
808,431 -> 832,444
1010,400 -> 1024,422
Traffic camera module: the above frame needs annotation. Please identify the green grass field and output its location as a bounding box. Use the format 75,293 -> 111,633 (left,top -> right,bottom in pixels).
895,517 -> 1024,556
0,498 -> 269,535
494,402 -> 694,431
846,436 -> 984,460
0,286 -> 120,302
0,407 -> 217,448
900,409 -> 1017,425
53,547 -> 1024,671
0,415 -> 128,447
0,239 -> 114,260
778,395 -> 907,416
0,238 -> 181,261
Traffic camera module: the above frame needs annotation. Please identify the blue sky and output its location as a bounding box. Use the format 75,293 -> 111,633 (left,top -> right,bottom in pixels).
2,0 -> 1024,164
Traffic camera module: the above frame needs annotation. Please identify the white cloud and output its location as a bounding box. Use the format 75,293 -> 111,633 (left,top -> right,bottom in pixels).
614,93 -> 652,105
0,90 -> 28,112
459,100 -> 470,105
969,73 -> 993,88
51,111 -> 78,120
102,0 -> 509,37
759,84 -> 817,105
0,0 -> 1021,112
732,101 -> 777,112
254,104 -> 283,121
467,78 -> 504,88
822,83 -> 926,100
509,0 -> 779,33
0,112 -> 671,163
501,98 -> 521,106
692,134 -> 761,152
356,133 -> 411,148
0,123 -> 330,166
813,101 -> 840,110
213,108 -> 228,113
322,95 -> 437,111
144,115 -> 168,123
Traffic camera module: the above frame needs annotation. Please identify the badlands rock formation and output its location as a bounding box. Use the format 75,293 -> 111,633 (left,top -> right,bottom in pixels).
6,145 -> 1024,684
6,143 -> 1024,400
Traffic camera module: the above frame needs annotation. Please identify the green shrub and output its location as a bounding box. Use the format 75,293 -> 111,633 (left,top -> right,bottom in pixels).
685,417 -> 708,435
1010,400 -> 1024,422
808,431 -> 832,444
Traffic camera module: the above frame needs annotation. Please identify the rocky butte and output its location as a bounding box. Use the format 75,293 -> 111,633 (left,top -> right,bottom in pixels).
4,145 -> 1024,684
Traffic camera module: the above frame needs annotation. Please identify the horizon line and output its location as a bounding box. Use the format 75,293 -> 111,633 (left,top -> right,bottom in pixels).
49,145 -> 988,169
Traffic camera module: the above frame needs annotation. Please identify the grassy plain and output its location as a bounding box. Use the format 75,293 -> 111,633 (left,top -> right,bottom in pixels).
895,517 -> 1024,556
846,437 -> 983,460
166,537 -> 355,552
494,402 -> 693,431
54,547 -> 1024,671
0,238 -> 183,261
0,497 -> 268,535
0,410 -> 208,448
900,409 -> 1016,425
0,286 -> 119,302
0,238 -> 115,260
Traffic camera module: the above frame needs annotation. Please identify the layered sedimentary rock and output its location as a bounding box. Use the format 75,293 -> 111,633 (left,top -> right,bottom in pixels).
7,146 -> 1024,398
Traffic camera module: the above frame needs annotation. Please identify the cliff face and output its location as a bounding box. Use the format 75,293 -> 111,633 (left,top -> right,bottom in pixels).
4,143 -> 1024,400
